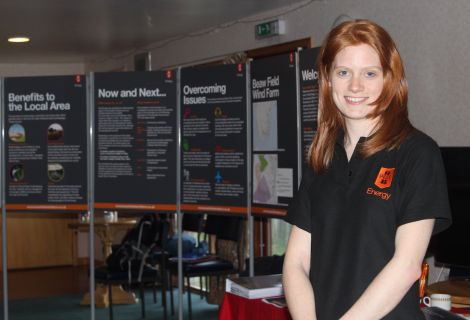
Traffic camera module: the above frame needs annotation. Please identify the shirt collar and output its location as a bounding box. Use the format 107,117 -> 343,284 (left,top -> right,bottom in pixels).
335,128 -> 369,147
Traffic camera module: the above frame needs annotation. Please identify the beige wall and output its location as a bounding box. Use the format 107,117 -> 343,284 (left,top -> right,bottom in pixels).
86,0 -> 470,146
0,63 -> 85,77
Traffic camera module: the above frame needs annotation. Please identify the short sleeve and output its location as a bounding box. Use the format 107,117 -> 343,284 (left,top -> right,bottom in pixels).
285,165 -> 314,233
397,133 -> 452,234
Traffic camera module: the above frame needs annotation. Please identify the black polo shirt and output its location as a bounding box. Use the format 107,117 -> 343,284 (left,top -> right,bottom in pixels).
286,130 -> 451,320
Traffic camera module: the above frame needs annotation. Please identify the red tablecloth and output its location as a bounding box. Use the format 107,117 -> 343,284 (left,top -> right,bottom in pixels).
220,295 -> 470,319
218,292 -> 292,320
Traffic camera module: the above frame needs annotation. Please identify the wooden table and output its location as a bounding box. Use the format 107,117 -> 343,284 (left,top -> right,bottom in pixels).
427,280 -> 470,306
68,218 -> 137,308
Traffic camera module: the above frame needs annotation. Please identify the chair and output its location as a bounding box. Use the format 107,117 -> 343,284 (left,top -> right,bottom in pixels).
169,214 -> 243,320
181,213 -> 207,298
182,213 -> 206,244
147,215 -> 172,317
164,213 -> 205,316
95,214 -> 170,320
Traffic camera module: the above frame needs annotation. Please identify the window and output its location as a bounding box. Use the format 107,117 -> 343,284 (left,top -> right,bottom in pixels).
270,218 -> 291,255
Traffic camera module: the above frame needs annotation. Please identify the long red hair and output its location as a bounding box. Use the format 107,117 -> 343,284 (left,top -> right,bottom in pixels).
310,19 -> 414,173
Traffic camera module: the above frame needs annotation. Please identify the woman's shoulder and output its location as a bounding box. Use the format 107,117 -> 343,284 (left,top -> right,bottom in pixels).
300,164 -> 316,184
397,129 -> 440,157
393,129 -> 443,178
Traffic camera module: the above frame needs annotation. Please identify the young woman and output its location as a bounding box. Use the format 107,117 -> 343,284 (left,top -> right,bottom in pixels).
283,20 -> 451,319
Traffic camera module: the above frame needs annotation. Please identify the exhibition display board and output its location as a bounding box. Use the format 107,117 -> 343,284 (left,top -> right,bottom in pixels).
299,48 -> 320,166
250,53 -> 300,216
2,57 -> 316,216
94,71 -> 177,211
180,64 -> 248,214
3,75 -> 88,211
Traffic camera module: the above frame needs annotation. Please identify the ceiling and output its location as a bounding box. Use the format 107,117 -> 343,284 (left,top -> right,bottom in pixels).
0,0 -> 305,64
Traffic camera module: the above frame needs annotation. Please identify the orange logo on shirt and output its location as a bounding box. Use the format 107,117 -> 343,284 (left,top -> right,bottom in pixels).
374,167 -> 395,189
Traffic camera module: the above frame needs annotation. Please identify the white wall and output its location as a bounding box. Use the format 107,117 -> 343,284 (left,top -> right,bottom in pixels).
0,63 -> 85,77
87,0 -> 470,146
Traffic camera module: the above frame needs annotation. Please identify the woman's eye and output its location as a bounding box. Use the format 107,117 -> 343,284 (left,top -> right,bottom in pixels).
365,71 -> 377,78
337,70 -> 349,77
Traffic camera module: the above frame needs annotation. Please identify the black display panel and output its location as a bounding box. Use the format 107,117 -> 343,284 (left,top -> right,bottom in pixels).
4,75 -> 87,211
299,48 -> 320,165
180,64 -> 248,214
94,71 -> 177,211
250,53 -> 299,216
430,147 -> 470,271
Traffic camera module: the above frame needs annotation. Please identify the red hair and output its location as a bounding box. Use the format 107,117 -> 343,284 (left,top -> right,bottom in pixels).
310,19 -> 414,173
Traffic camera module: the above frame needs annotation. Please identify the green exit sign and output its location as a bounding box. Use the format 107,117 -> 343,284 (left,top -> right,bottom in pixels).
255,20 -> 286,38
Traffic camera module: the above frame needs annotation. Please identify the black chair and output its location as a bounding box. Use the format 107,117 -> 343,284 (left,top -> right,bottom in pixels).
169,214 -> 243,320
182,213 -> 206,244
147,215 -> 172,318
164,213 -> 205,316
95,214 -> 170,320
181,213 -> 207,299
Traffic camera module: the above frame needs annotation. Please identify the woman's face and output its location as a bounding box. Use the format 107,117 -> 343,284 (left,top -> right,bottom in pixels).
329,44 -> 384,123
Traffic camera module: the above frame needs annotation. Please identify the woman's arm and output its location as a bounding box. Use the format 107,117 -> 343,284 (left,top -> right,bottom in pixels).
340,218 -> 435,320
283,225 -> 316,320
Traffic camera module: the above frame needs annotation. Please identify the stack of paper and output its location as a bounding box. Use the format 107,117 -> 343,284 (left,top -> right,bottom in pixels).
225,274 -> 283,299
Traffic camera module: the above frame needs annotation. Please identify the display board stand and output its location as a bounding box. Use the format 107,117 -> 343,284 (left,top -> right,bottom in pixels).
1,77 -> 10,320
176,68 -> 184,320
88,73 -> 96,320
246,64 -> 255,276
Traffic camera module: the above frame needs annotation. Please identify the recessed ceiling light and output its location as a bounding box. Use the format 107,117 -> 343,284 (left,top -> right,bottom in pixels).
8,37 -> 30,43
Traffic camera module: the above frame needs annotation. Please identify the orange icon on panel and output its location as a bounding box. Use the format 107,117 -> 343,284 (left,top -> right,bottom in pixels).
166,70 -> 172,79
374,167 -> 395,189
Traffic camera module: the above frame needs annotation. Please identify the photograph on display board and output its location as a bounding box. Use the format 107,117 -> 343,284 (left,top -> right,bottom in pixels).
9,164 -> 25,182
180,63 -> 248,214
8,123 -> 26,143
47,163 -> 65,183
47,123 -> 64,141
3,75 -> 88,211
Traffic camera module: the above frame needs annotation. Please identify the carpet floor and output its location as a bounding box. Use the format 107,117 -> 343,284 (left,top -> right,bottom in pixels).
8,290 -> 219,320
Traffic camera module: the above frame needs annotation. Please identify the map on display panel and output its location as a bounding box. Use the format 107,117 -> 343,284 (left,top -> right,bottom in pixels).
250,52 -> 299,216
